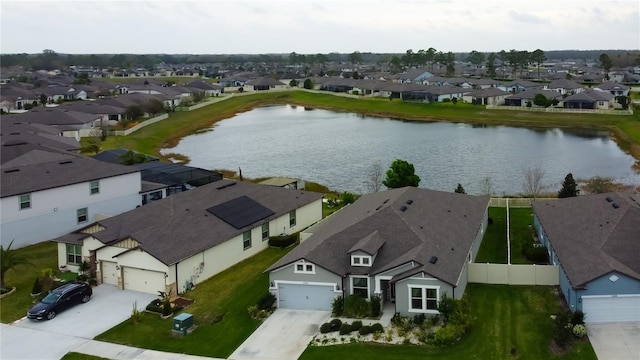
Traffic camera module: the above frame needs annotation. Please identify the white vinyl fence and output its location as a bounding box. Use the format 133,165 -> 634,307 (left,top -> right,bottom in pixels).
468,263 -> 559,285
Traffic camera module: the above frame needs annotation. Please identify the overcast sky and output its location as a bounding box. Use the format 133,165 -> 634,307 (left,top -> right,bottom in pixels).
1,0 -> 638,55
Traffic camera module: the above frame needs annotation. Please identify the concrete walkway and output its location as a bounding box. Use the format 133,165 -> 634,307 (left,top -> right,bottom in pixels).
71,340 -> 224,360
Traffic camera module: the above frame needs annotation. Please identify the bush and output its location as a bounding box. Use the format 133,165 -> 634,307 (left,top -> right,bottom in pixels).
437,293 -> 456,324
329,318 -> 342,332
257,292 -> 276,310
351,320 -> 363,331
359,325 -> 372,335
332,296 -> 344,316
522,242 -> 548,263
432,323 -> 466,345
343,295 -> 370,318
31,277 -> 43,295
571,310 -> 585,326
146,299 -> 164,313
370,323 -> 384,334
572,324 -> 587,338
320,322 -> 332,333
413,313 -> 426,326
391,312 -> 405,326
162,299 -> 172,316
339,323 -> 352,335
553,310 -> 573,348
370,295 -> 381,317
268,234 -> 298,248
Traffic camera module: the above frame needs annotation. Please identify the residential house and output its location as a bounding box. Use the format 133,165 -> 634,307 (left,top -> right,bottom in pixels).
59,102 -> 126,127
267,187 -> 489,315
182,79 -> 224,97
532,194 -> 640,323
562,90 -> 615,110
462,88 -> 510,105
245,77 -> 287,91
395,69 -> 434,84
544,79 -> 585,95
0,84 -> 39,111
10,108 -> 103,139
593,81 -> 630,97
53,180 -> 324,294
258,177 -> 305,190
1,140 -> 142,248
504,89 -> 564,107
497,80 -> 541,93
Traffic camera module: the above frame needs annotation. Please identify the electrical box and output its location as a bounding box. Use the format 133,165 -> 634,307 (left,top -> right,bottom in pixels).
172,313 -> 193,335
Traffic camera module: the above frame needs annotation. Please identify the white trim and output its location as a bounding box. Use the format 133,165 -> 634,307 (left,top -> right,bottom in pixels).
407,284 -> 440,314
293,260 -> 316,274
350,275 -> 370,299
273,280 -> 339,291
374,275 -> 393,293
582,294 -> 640,299
351,255 -> 372,267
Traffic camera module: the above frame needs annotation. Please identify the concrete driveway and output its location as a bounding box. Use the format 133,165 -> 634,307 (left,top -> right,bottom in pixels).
587,322 -> 640,360
229,309 -> 330,360
2,285 -> 156,359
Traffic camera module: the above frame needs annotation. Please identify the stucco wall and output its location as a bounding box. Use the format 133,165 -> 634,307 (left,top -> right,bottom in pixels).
270,262 -> 341,285
395,275 -> 453,317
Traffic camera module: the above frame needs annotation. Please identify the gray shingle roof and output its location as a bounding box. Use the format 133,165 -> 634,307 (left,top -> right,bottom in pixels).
1,148 -> 139,198
75,180 -> 323,265
532,193 -> 640,287
268,187 -> 489,286
10,108 -> 100,126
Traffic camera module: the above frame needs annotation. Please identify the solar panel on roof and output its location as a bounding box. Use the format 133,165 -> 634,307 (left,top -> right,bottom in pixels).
207,195 -> 275,229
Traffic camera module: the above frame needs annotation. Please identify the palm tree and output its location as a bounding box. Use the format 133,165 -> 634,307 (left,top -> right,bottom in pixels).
1,240 -> 31,289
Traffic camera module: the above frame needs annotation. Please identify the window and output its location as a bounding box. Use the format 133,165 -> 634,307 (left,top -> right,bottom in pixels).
66,244 -> 82,265
90,180 -> 100,195
77,208 -> 88,223
408,286 -> 439,312
243,231 -> 252,250
351,255 -> 372,267
262,223 -> 269,241
352,277 -> 368,298
19,194 -> 31,210
294,261 -> 315,274
289,210 -> 296,227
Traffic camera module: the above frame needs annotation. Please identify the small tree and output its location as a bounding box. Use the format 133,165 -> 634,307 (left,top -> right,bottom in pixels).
289,79 -> 299,87
1,240 -> 31,289
340,191 -> 357,205
454,183 -> 466,194
481,176 -> 494,196
558,173 -> 579,198
39,94 -> 48,106
382,159 -> 420,189
365,162 -> 383,193
124,105 -> 143,121
119,150 -> 148,165
303,78 -> 314,89
522,166 -> 546,198
582,176 -> 617,194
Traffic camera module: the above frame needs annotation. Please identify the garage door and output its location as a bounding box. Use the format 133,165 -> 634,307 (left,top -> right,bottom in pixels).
582,295 -> 640,323
101,261 -> 118,285
278,283 -> 335,311
123,267 -> 166,294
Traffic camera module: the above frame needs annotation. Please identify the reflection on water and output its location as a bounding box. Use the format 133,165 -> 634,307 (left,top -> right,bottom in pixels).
164,105 -> 640,195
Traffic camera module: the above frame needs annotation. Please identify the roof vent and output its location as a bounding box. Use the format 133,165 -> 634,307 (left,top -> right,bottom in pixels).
429,256 -> 438,264
605,197 -> 613,202
216,182 -> 237,190
59,160 -> 73,165
612,203 -> 619,209
375,205 -> 383,211
383,199 -> 389,204
399,205 -> 407,212
4,169 -> 19,173
405,199 -> 413,205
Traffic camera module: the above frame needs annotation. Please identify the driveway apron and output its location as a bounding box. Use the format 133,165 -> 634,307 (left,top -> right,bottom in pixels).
229,309 -> 330,360
587,322 -> 640,360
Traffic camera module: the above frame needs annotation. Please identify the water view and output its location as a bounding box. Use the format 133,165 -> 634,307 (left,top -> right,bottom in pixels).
164,105 -> 640,195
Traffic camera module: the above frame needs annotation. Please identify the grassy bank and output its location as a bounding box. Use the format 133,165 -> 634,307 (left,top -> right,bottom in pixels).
93,90 -> 640,166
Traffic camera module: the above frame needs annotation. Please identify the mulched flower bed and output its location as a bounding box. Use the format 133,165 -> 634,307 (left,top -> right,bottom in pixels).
172,297 -> 194,308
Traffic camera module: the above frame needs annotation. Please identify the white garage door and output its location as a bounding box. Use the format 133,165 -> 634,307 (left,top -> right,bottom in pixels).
582,295 -> 640,323
101,261 -> 118,285
278,283 -> 335,311
123,267 -> 166,294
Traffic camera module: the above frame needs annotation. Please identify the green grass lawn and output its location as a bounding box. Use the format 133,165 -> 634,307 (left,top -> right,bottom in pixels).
0,241 -> 58,323
300,284 -> 596,360
509,208 -> 536,264
475,207 -> 507,263
94,247 -> 291,358
61,353 -> 109,360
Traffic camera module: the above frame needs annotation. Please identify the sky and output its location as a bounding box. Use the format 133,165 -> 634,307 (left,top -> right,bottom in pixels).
1,0 -> 638,55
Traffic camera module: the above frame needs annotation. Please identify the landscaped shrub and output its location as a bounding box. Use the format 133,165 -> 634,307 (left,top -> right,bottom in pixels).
162,299 -> 172,316
146,299 -> 163,313
332,296 -> 344,316
370,323 -> 384,334
413,313 -> 426,326
572,324 -> 587,338
553,310 -> 573,348
320,322 -> 332,333
257,292 -> 276,310
343,295 -> 370,318
391,312 -> 404,326
570,310 -> 585,326
432,323 -> 466,345
438,293 -> 456,324
350,320 -> 363,331
329,318 -> 342,332
339,323 -> 352,335
522,242 -> 548,263
268,234 -> 298,248
370,295 -> 381,317
359,325 -> 372,335
31,277 -> 43,295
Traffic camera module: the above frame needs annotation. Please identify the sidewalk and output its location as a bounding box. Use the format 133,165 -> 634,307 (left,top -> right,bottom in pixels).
71,340 -> 225,360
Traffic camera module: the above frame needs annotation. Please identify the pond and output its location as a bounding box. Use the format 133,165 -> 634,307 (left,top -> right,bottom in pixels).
163,104 -> 640,195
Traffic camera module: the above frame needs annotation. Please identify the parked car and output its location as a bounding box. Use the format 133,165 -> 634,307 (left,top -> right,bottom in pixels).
27,282 -> 92,320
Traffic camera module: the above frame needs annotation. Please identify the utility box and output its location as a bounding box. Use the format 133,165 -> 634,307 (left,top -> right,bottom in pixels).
172,313 -> 193,336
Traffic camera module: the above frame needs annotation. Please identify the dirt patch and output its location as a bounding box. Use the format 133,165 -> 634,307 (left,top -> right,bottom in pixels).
172,297 -> 194,308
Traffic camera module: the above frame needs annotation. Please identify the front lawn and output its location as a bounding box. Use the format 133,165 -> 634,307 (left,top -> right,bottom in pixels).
95,247 -> 291,358
300,284 -> 596,360
0,241 -> 58,323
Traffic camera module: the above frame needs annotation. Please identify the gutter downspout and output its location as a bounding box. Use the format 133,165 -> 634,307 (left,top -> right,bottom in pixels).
175,261 -> 180,295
